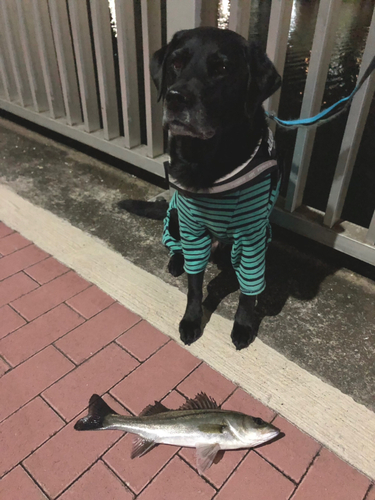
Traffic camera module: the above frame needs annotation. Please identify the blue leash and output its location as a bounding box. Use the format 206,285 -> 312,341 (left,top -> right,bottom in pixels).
266,54 -> 375,128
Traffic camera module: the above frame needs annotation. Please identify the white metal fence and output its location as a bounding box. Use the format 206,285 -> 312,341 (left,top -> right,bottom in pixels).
0,0 -> 374,265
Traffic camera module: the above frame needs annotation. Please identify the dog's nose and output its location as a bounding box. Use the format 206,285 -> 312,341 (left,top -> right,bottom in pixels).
165,88 -> 193,108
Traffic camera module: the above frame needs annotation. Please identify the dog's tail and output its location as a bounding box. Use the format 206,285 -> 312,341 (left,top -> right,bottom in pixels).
117,199 -> 168,220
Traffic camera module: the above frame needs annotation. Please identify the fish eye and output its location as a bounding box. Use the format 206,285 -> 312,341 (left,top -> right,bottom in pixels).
253,417 -> 264,426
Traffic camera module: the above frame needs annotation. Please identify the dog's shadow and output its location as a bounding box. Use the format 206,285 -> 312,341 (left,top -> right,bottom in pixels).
201,238 -> 339,336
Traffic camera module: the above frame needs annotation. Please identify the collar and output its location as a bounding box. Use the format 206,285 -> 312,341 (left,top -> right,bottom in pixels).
168,129 -> 278,198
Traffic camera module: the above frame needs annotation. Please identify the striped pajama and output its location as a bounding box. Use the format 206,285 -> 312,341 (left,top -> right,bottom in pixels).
163,173 -> 280,296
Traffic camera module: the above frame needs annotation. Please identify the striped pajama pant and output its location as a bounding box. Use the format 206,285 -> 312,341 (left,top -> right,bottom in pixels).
162,173 -> 280,296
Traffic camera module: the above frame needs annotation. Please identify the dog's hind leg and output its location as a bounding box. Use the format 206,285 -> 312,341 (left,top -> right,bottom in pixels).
179,271 -> 204,345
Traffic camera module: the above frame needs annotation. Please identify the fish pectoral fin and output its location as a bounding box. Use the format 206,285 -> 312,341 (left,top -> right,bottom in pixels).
213,449 -> 225,464
131,436 -> 157,459
195,443 -> 221,475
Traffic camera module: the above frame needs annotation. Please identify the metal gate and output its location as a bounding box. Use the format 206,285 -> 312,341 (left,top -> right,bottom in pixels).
0,0 -> 374,265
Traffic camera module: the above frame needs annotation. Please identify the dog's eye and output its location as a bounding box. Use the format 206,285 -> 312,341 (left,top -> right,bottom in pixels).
172,59 -> 184,71
212,63 -> 228,77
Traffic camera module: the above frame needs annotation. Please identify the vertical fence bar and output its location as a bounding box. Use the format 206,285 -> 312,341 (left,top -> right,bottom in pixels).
228,0 -> 252,39
48,0 -> 82,125
141,0 -> 164,158
115,0 -> 141,148
0,0 -> 33,107
0,10 -> 18,102
67,0 -> 101,133
90,0 -> 120,140
366,211 -> 375,245
166,0 -> 205,41
324,8 -> 375,228
200,0 -> 219,27
32,0 -> 65,119
264,0 -> 293,130
15,0 -> 49,113
285,0 -> 342,213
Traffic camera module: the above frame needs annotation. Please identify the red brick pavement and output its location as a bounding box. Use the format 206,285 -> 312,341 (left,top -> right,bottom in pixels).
0,221 -> 373,499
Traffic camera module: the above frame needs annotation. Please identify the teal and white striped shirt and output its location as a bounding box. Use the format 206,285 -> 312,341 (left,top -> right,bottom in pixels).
163,171 -> 280,296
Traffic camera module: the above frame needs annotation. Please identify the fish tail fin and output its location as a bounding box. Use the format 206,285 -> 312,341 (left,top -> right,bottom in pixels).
74,394 -> 117,431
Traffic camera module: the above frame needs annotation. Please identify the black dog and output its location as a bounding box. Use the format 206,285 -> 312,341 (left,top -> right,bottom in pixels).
123,27 -> 281,349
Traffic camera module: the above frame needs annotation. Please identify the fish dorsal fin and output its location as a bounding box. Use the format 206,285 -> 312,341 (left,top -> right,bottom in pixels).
139,400 -> 169,417
131,437 -> 157,459
196,443 -> 221,474
179,392 -> 219,411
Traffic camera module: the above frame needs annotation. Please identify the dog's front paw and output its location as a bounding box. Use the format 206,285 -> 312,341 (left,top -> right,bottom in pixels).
168,253 -> 185,277
179,318 -> 202,345
231,322 -> 256,350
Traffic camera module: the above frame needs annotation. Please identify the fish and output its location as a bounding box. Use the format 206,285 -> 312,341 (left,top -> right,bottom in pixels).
74,392 -> 280,474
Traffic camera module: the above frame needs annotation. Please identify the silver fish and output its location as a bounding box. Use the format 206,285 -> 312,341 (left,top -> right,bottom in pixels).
74,392 -> 280,474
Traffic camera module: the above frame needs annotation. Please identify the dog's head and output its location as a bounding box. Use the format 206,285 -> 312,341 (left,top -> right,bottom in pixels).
150,27 -> 281,140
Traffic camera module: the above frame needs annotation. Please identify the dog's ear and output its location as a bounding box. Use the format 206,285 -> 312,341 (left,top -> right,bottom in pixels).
150,30 -> 187,102
244,42 -> 281,115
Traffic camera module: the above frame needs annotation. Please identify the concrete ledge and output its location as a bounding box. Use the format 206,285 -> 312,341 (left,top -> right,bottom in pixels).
1,183 -> 374,480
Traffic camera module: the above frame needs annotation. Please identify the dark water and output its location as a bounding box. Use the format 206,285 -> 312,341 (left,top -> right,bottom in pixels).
249,0 -> 375,228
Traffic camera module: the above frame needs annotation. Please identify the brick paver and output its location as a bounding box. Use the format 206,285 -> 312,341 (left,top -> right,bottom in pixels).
0,304 -> 84,366
116,320 -> 169,361
291,448 -> 371,500
58,461 -> 134,500
42,343 -> 139,421
110,341 -> 200,415
0,357 -> 10,376
137,456 -> 216,500
11,271 -> 90,321
0,397 -> 64,476
177,362 -> 236,405
0,466 -> 49,500
0,221 -> 373,499
0,232 -> 31,255
23,414 -> 121,499
0,244 -> 48,281
104,432 -> 177,494
0,304 -> 26,339
0,222 -> 13,239
66,285 -> 115,319
55,302 -> 140,364
24,256 -> 70,284
0,346 -> 74,422
0,272 -> 39,308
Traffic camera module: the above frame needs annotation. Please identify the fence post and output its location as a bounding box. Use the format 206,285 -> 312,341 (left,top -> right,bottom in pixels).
90,0 -> 120,141
324,7 -> 375,228
141,0 -> 164,158
285,0 -> 342,213
67,0 -> 101,133
15,0 -> 49,113
48,0 -> 82,126
264,0 -> 293,132
0,0 -> 33,107
115,0 -> 141,148
228,0 -> 251,39
0,4 -> 18,102
32,0 -> 65,119
366,211 -> 375,245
